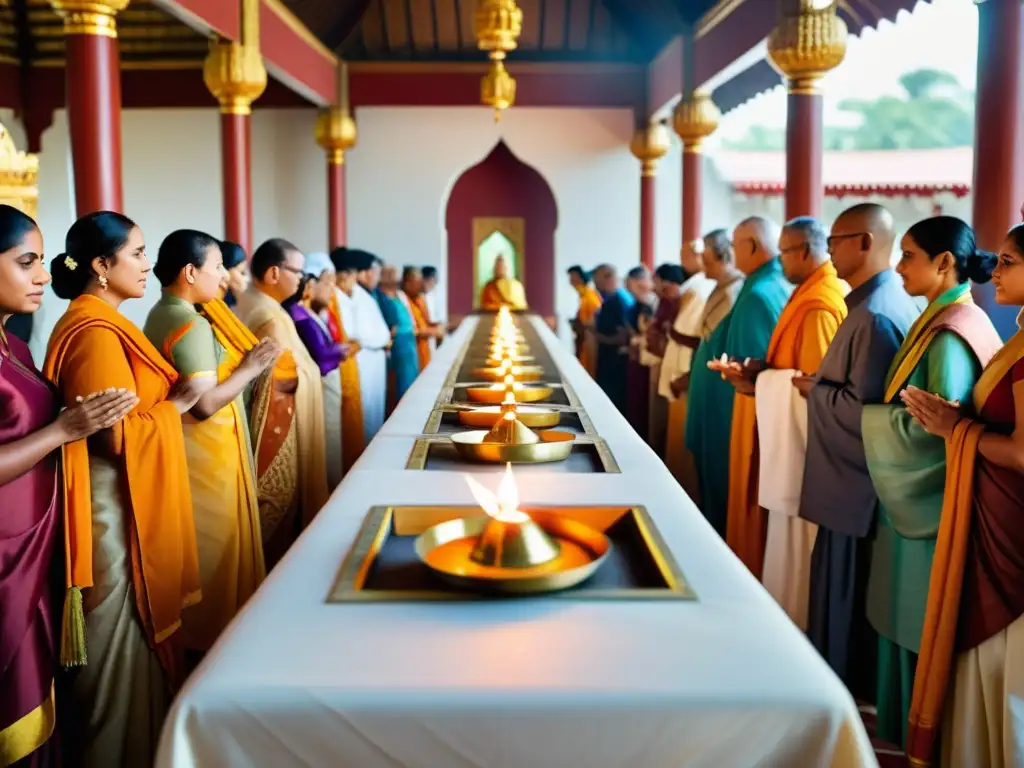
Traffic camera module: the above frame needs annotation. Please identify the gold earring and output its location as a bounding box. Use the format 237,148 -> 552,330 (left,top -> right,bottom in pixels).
98,275 -> 108,290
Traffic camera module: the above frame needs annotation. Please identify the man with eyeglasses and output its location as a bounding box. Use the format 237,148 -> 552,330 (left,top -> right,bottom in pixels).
686,216 -> 793,538
796,203 -> 920,697
717,217 -> 849,630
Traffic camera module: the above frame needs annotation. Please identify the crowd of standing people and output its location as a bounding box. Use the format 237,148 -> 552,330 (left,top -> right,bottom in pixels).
0,205 -> 443,767
570,204 -> 1024,767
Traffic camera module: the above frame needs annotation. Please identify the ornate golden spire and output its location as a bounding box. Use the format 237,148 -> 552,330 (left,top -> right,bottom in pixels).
0,123 -> 40,218
49,1 -> 129,38
474,0 -> 523,120
767,0 -> 848,94
630,122 -> 671,177
315,61 -> 357,164
672,90 -> 721,153
203,0 -> 267,115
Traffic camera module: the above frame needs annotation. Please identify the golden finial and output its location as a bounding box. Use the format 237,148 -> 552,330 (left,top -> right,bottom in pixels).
767,0 -> 848,94
629,122 -> 672,178
672,90 -> 721,152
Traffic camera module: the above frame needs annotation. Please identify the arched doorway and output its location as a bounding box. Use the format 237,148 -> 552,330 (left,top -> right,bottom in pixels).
444,140 -> 558,318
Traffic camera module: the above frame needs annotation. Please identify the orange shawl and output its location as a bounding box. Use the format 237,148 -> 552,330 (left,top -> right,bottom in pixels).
907,329 -> 1024,767
201,298 -> 297,381
410,294 -> 432,370
326,293 -> 365,471
577,286 -> 602,377
725,262 -> 848,577
42,295 -> 200,667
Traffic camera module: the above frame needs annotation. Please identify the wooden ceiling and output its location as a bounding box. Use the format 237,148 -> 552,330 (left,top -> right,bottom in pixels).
281,0 -> 722,64
0,0 -> 207,69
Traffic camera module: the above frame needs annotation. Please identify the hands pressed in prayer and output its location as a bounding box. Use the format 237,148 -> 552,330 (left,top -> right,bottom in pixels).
240,337 -> 281,375
901,385 -> 963,439
338,343 -> 354,361
791,375 -> 815,399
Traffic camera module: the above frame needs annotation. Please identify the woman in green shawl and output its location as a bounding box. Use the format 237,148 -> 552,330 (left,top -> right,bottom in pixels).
861,216 -> 1002,746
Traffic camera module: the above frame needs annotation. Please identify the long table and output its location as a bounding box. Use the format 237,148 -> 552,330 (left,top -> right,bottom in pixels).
156,316 -> 876,768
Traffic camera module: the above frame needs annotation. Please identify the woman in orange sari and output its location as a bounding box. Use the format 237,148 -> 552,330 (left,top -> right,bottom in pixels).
0,206 -> 137,768
903,223 -> 1024,767
43,212 -> 203,767
145,230 -> 277,658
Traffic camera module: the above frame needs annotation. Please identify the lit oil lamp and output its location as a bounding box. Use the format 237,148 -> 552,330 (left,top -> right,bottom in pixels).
466,373 -> 552,404
450,395 -> 574,463
473,354 -> 544,383
413,464 -> 610,594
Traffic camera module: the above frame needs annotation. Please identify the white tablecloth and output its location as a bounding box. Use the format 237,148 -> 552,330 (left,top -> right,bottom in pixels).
156,316 -> 877,768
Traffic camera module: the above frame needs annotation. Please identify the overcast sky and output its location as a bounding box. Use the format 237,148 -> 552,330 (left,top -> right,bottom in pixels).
715,0 -> 978,141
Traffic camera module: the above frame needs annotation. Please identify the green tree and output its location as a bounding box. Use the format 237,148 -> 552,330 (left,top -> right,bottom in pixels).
723,68 -> 975,151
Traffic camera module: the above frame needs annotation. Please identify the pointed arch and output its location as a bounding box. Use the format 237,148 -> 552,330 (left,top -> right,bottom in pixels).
444,140 -> 558,317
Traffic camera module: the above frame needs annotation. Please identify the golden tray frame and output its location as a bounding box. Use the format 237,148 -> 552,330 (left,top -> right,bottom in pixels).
406,435 -> 620,472
422,403 -> 597,436
327,504 -> 696,603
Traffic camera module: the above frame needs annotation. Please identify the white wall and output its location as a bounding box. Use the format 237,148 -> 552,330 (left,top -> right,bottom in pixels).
20,105 -> 687,358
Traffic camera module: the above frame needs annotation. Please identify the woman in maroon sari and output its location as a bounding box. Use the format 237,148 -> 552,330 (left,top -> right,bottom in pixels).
0,205 -> 136,767
903,223 -> 1024,767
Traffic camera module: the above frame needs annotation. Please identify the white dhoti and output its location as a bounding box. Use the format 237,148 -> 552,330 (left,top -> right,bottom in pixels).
322,368 -> 342,491
755,369 -> 816,630
942,612 -> 1024,768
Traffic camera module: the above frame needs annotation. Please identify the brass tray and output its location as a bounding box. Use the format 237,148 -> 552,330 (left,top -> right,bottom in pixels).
406,436 -> 619,473
423,405 -> 594,436
327,504 -> 695,603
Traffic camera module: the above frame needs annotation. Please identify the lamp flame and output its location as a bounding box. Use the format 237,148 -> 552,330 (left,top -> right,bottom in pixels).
465,463 -> 528,523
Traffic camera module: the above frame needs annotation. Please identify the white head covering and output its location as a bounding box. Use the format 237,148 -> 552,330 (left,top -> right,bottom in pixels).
303,252 -> 334,278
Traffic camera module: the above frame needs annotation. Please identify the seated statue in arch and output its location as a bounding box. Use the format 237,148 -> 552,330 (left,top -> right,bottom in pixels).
479,255 -> 527,311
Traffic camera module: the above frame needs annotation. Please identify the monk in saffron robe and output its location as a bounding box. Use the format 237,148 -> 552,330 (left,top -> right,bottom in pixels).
721,218 -> 848,589
860,217 -> 1001,750
235,239 -> 329,567
899,225 -> 1024,768
403,266 -> 441,370
688,217 -> 793,536
568,265 -> 602,376
327,248 -> 365,473
798,204 -> 920,700
479,254 -> 527,310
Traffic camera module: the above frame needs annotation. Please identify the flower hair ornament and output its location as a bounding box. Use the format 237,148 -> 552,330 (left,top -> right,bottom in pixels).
63,255 -> 78,271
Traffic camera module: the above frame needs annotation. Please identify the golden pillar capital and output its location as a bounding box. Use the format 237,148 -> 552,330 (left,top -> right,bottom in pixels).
204,38 -> 267,115
630,122 -> 671,177
49,0 -> 129,38
0,123 -> 40,219
315,108 -> 357,165
767,0 -> 848,94
672,90 -> 721,153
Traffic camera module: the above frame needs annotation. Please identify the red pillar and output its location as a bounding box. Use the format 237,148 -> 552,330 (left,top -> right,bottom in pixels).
640,171 -> 656,270
785,91 -> 823,220
220,112 -> 253,255
682,148 -> 702,242
57,3 -> 126,215
972,0 -> 1024,337
327,155 -> 347,248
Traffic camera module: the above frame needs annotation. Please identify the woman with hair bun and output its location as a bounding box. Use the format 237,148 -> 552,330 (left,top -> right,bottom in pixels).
41,211 -> 204,766
144,230 -> 277,658
859,215 -> 1002,749
218,240 -> 249,307
904,223 -> 1024,766
0,205 -> 138,767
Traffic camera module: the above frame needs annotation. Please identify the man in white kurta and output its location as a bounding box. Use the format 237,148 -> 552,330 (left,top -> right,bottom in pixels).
345,251 -> 391,443
659,243 -> 715,489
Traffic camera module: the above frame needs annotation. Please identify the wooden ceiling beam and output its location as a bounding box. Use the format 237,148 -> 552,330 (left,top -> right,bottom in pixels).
323,0 -> 373,51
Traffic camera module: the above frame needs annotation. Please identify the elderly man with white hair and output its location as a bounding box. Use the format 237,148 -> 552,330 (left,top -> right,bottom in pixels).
685,216 -> 793,538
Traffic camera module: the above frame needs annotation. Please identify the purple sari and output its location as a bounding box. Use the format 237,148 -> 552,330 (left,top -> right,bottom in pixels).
0,333 -> 60,767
